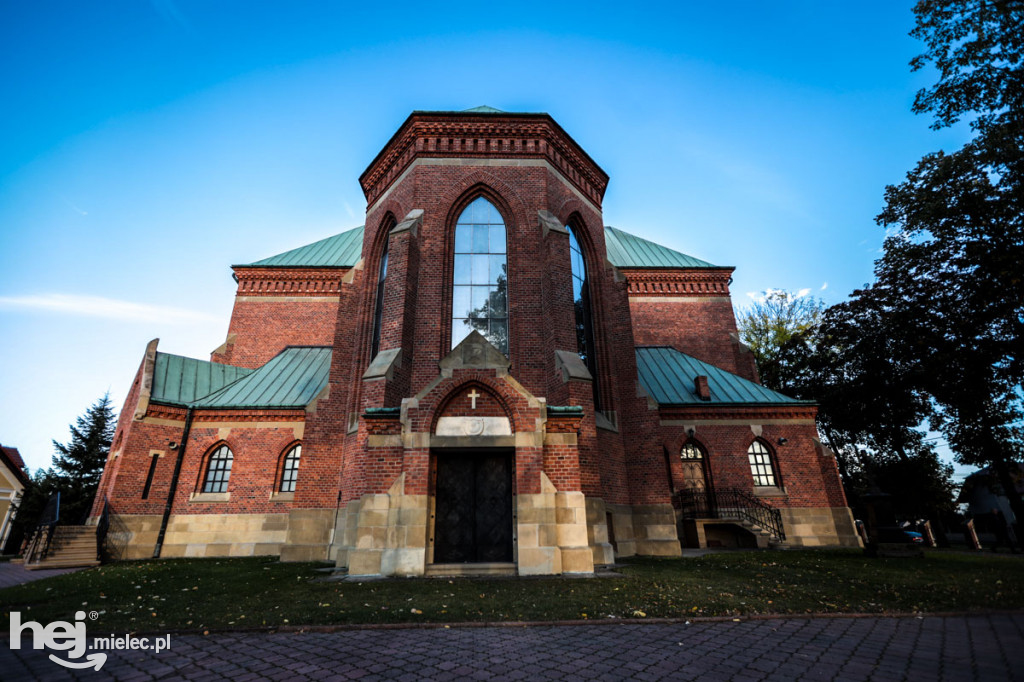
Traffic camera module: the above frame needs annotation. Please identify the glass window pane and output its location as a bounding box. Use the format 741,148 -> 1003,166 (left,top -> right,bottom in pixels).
453,286 -> 472,318
472,225 -> 489,252
454,255 -> 472,284
469,316 -> 488,334
471,254 -> 489,283
488,319 -> 508,354
455,226 -> 472,253
469,197 -> 484,223
489,225 -> 506,253
485,200 -> 501,224
471,285 -> 490,313
490,255 -> 506,282
452,319 -> 472,347
490,287 -> 506,315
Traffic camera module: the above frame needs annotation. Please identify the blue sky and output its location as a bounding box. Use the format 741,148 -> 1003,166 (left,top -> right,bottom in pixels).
1,1 -> 971,476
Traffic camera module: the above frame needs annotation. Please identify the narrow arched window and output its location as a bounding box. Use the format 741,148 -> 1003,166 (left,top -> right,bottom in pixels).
202,445 -> 233,493
568,225 -> 601,409
747,440 -> 778,487
452,197 -> 508,354
370,237 -> 389,358
279,445 -> 301,493
679,442 -> 707,493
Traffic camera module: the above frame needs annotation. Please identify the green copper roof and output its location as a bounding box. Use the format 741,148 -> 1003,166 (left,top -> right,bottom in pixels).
605,226 -> 719,269
635,346 -> 807,406
192,347 -> 332,409
462,105 -> 506,113
242,224 -> 716,271
242,225 -> 364,268
151,353 -> 254,407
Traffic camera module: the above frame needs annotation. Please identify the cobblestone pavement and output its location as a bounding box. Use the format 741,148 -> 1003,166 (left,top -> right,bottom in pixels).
3,613 -> 1023,681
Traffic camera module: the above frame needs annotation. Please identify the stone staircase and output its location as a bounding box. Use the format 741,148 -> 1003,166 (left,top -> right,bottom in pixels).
24,526 -> 101,570
737,518 -> 788,549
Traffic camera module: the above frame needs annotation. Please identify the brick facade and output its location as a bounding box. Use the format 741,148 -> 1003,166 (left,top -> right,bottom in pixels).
93,109 -> 858,571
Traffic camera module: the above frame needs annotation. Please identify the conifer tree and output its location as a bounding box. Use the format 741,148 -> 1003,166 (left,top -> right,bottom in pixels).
49,393 -> 116,524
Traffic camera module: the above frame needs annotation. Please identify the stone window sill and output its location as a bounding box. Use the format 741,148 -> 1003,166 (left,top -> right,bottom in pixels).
270,491 -> 294,502
190,492 -> 230,503
753,486 -> 787,498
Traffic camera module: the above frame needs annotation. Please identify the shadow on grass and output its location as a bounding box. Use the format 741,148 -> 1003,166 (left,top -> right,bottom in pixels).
2,549 -> 1021,633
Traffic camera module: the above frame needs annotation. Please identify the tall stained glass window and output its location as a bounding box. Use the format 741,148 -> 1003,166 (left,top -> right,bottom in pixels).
370,236 -> 389,358
452,197 -> 508,354
569,226 -> 601,409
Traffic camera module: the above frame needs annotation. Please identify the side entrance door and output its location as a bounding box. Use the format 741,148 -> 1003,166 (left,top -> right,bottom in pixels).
433,451 -> 513,563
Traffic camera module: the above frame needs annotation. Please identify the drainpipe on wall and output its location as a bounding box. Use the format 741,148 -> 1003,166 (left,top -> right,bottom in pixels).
153,407 -> 194,559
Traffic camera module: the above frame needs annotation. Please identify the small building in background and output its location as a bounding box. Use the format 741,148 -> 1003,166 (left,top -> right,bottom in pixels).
0,444 -> 30,552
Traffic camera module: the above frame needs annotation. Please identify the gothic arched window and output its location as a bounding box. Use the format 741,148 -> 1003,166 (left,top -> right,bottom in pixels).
452,197 -> 508,354
279,444 -> 301,493
569,225 -> 601,409
370,236 -> 389,358
747,440 -> 778,487
202,444 -> 233,493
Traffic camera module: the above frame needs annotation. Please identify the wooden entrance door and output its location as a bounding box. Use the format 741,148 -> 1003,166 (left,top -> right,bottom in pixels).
434,451 -> 513,563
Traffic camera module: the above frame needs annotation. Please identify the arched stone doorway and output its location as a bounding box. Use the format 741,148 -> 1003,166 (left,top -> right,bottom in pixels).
428,381 -> 517,569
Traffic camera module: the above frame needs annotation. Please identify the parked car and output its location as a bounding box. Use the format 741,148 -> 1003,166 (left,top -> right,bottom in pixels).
877,527 -> 925,544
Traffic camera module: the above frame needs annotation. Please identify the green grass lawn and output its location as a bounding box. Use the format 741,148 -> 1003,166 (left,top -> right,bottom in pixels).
2,549 -> 1021,634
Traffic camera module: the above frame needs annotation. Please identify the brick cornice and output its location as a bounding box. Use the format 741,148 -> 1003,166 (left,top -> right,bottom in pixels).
546,412 -> 583,433
659,404 -> 818,422
147,404 -> 307,422
620,268 -> 735,297
192,409 -> 307,423
231,267 -> 347,297
359,112 -> 610,209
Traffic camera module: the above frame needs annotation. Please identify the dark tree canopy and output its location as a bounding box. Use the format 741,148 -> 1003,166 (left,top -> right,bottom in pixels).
821,0 -> 1024,528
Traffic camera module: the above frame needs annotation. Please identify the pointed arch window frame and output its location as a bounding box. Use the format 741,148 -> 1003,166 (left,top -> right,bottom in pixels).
370,219 -> 393,360
450,196 -> 510,355
567,221 -> 602,410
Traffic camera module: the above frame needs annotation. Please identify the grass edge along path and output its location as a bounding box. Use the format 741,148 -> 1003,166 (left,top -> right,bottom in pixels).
2,549 -> 1021,634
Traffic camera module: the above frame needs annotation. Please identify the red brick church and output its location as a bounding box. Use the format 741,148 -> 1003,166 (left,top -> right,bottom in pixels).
91,107 -> 859,575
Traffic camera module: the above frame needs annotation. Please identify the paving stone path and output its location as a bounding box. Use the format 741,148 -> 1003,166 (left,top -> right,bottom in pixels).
3,613 -> 1023,681
0,563 -> 83,590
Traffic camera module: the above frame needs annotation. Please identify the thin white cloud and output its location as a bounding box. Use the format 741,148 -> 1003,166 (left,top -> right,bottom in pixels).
820,282 -> 828,291
60,196 -> 88,216
343,200 -> 357,221
796,287 -> 811,298
150,0 -> 195,35
0,294 -> 218,324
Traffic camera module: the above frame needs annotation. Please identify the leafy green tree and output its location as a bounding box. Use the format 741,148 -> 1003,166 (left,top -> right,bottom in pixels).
736,290 -> 824,394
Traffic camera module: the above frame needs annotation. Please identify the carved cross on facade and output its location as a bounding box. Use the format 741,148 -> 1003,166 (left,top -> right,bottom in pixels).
468,389 -> 480,410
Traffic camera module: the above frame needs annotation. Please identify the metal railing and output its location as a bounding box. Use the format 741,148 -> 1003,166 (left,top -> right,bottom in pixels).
24,492 -> 60,564
674,487 -> 786,542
